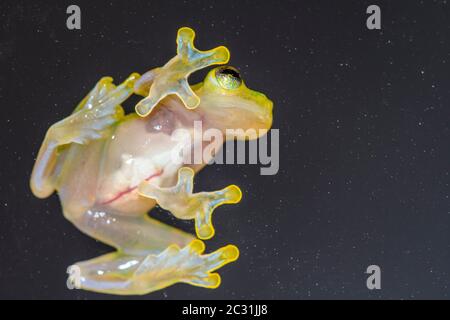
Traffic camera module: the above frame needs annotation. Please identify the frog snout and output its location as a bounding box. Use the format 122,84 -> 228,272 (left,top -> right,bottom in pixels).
255,98 -> 273,130
265,99 -> 273,112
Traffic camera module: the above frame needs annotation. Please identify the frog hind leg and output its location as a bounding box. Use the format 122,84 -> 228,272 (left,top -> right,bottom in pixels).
61,179 -> 239,295
70,239 -> 239,295
63,200 -> 239,294
64,204 -> 195,256
138,167 -> 242,240
30,74 -> 139,198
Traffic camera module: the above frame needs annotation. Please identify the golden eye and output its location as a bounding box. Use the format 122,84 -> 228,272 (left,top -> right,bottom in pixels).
215,66 -> 242,89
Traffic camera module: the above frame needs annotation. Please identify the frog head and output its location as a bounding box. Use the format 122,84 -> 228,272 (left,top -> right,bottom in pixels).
133,26 -> 273,139
194,66 -> 273,139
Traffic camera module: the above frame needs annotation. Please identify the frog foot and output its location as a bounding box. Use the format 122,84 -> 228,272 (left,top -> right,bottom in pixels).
138,167 -> 242,240
50,73 -> 140,145
135,27 -> 230,117
134,240 -> 239,289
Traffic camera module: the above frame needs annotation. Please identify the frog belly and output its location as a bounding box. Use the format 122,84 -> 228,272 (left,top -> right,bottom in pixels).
95,119 -> 186,214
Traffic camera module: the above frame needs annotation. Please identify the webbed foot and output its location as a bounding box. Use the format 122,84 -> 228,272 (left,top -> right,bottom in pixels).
135,27 -> 230,117
50,73 -> 140,145
71,240 -> 239,295
134,240 -> 239,290
138,167 -> 242,240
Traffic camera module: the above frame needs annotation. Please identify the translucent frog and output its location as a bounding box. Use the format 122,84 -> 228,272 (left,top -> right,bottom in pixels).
30,27 -> 273,295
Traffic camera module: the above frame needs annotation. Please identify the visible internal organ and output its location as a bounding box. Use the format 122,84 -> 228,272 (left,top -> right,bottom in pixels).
101,169 -> 163,205
98,154 -> 165,206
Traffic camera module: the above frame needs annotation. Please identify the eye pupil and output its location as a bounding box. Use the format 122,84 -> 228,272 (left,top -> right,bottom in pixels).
220,67 -> 240,78
216,66 -> 242,89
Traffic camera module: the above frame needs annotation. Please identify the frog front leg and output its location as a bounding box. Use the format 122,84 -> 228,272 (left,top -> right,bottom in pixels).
134,27 -> 230,117
71,239 -> 238,295
138,167 -> 242,240
30,74 -> 139,198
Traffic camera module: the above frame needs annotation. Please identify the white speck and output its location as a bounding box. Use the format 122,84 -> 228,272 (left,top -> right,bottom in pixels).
118,260 -> 139,270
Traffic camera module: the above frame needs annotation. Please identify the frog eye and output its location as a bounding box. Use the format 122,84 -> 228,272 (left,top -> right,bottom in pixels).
215,66 -> 242,90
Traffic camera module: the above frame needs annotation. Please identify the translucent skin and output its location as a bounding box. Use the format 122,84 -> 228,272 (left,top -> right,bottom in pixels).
30,27 -> 273,295
135,27 -> 230,117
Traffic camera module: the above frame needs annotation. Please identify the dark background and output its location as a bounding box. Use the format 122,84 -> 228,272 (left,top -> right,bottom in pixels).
0,0 -> 449,299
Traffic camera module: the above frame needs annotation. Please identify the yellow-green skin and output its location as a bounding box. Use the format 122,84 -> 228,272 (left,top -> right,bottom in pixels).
30,27 -> 273,295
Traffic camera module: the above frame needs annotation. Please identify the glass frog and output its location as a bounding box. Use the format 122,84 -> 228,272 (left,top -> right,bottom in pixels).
30,27 -> 273,295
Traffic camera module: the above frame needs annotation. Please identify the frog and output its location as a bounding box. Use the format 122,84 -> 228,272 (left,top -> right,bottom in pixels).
30,27 -> 273,295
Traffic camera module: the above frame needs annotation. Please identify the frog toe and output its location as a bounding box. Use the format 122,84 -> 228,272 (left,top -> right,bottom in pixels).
180,240 -> 239,289
176,27 -> 230,68
194,184 -> 242,240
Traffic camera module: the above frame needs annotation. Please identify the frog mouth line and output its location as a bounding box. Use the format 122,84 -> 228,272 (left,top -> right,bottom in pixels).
100,169 -> 164,205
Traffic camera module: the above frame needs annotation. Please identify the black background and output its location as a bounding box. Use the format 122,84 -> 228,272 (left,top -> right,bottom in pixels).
0,0 -> 449,299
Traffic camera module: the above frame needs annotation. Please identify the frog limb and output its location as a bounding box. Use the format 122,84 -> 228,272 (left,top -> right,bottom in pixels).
50,74 -> 139,145
30,74 -> 139,198
133,67 -> 161,97
138,167 -> 242,240
135,27 -> 230,117
65,206 -> 195,255
71,239 -> 239,295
